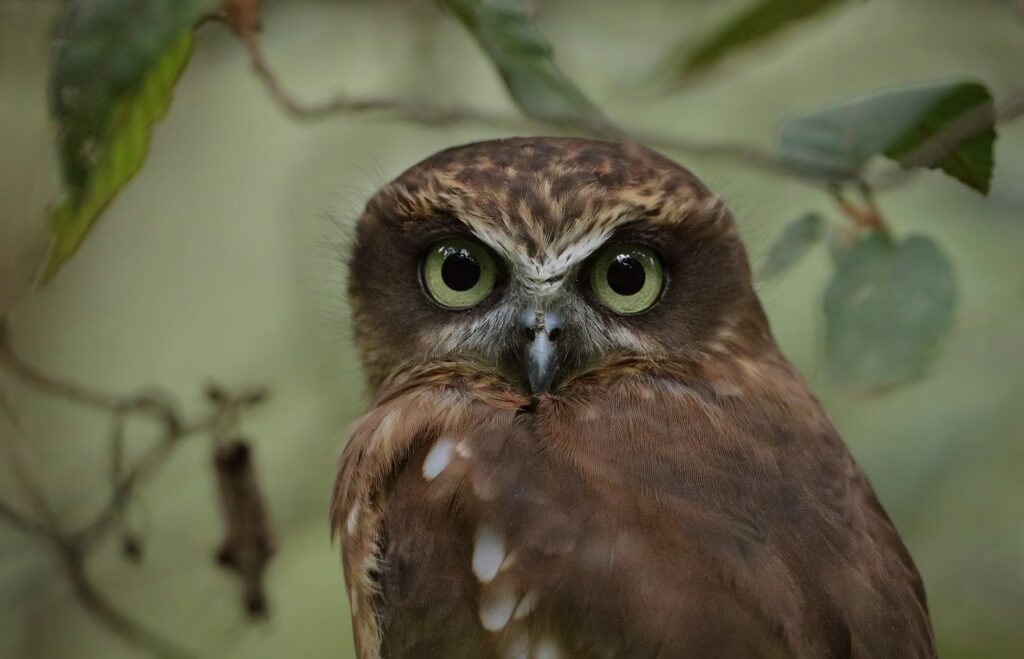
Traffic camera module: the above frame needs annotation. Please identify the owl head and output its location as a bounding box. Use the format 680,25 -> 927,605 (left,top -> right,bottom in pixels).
347,137 -> 772,397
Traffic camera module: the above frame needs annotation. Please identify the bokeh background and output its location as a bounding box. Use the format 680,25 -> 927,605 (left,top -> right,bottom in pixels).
1,0 -> 1023,657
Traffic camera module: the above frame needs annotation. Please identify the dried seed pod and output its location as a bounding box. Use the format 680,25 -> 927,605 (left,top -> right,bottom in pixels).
212,438 -> 274,619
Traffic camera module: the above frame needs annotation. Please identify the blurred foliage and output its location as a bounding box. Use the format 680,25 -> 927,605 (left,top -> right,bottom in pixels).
778,80 -> 996,192
665,0 -> 850,81
823,231 -> 957,392
45,0 -> 213,279
759,212 -> 826,279
440,0 -> 605,126
38,0 -> 1001,391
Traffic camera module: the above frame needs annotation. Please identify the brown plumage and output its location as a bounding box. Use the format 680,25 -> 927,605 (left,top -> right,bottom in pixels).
332,137 -> 934,658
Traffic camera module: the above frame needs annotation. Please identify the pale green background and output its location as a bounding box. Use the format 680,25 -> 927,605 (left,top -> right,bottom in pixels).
1,1 -> 1022,657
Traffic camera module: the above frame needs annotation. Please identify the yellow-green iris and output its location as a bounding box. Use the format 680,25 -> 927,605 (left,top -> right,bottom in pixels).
422,238 -> 497,309
590,243 -> 664,315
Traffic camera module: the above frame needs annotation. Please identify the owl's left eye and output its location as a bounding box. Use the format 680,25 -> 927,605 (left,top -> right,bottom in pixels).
590,243 -> 665,315
422,238 -> 498,309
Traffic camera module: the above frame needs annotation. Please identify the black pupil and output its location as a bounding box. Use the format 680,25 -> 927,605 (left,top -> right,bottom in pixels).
441,249 -> 481,292
607,254 -> 646,296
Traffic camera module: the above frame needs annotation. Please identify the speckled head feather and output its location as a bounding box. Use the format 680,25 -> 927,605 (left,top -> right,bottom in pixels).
367,137 -> 735,262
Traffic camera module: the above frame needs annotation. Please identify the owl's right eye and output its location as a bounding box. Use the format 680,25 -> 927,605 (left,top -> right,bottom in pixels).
422,238 -> 498,309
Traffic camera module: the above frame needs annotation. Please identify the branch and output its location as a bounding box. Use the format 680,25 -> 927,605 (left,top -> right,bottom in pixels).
0,319 -> 269,658
0,321 -> 122,412
224,16 -> 1024,193
0,496 -> 62,540
215,13 -> 802,182
62,548 -> 196,659
225,7 -> 517,126
0,489 -> 194,659
830,183 -> 886,231
0,384 -> 60,526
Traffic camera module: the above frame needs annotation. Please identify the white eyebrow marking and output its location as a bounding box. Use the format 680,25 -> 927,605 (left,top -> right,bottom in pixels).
472,225 -> 613,294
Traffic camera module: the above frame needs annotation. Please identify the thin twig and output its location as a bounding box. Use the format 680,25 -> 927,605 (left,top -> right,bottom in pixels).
0,322 -> 120,412
227,18 -> 1024,191
237,23 -> 521,128
0,384 -> 60,526
830,184 -> 885,231
0,496 -> 63,541
225,16 -> 805,181
62,549 -> 196,659
0,320 -> 267,658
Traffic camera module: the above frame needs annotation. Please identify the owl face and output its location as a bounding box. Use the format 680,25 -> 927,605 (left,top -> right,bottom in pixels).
348,138 -> 767,396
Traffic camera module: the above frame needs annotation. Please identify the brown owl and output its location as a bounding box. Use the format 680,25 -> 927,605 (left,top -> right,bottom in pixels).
331,137 -> 935,658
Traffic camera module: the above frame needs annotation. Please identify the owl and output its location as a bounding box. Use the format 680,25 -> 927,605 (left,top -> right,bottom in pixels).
332,138 -> 935,659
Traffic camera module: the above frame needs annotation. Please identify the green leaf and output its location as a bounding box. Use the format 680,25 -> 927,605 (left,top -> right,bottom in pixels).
823,231 -> 956,392
760,212 -> 826,278
440,0 -> 605,126
778,80 -> 996,193
44,0 -> 213,281
668,0 -> 848,80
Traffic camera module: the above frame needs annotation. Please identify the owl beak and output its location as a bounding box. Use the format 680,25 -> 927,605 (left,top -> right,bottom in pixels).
520,310 -> 562,394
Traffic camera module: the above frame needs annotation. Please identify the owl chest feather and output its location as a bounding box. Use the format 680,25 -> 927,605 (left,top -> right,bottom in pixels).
333,369 -> 934,659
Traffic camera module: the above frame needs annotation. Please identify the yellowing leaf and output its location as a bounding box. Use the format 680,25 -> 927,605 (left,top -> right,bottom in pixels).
44,0 -> 214,281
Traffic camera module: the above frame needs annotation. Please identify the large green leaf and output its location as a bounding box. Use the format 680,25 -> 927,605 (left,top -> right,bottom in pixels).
668,0 -> 848,80
44,0 -> 213,281
759,212 -> 826,279
778,80 -> 996,193
823,231 -> 956,392
440,0 -> 605,126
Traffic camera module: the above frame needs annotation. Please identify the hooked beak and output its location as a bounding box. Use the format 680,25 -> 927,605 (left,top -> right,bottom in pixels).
520,309 -> 562,394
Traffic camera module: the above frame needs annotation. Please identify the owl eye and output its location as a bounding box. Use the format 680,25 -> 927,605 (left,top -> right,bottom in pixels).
590,244 -> 665,315
422,238 -> 498,309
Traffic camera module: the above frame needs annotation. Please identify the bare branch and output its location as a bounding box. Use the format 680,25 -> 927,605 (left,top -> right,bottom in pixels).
0,496 -> 62,541
234,17 -> 520,128
217,17 -> 805,182
0,384 -> 60,526
0,319 -> 270,658
830,184 -> 885,231
0,320 -> 121,412
62,550 -> 197,659
224,19 -> 1024,192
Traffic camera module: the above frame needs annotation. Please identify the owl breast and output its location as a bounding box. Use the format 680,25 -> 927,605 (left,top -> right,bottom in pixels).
333,363 -> 933,659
